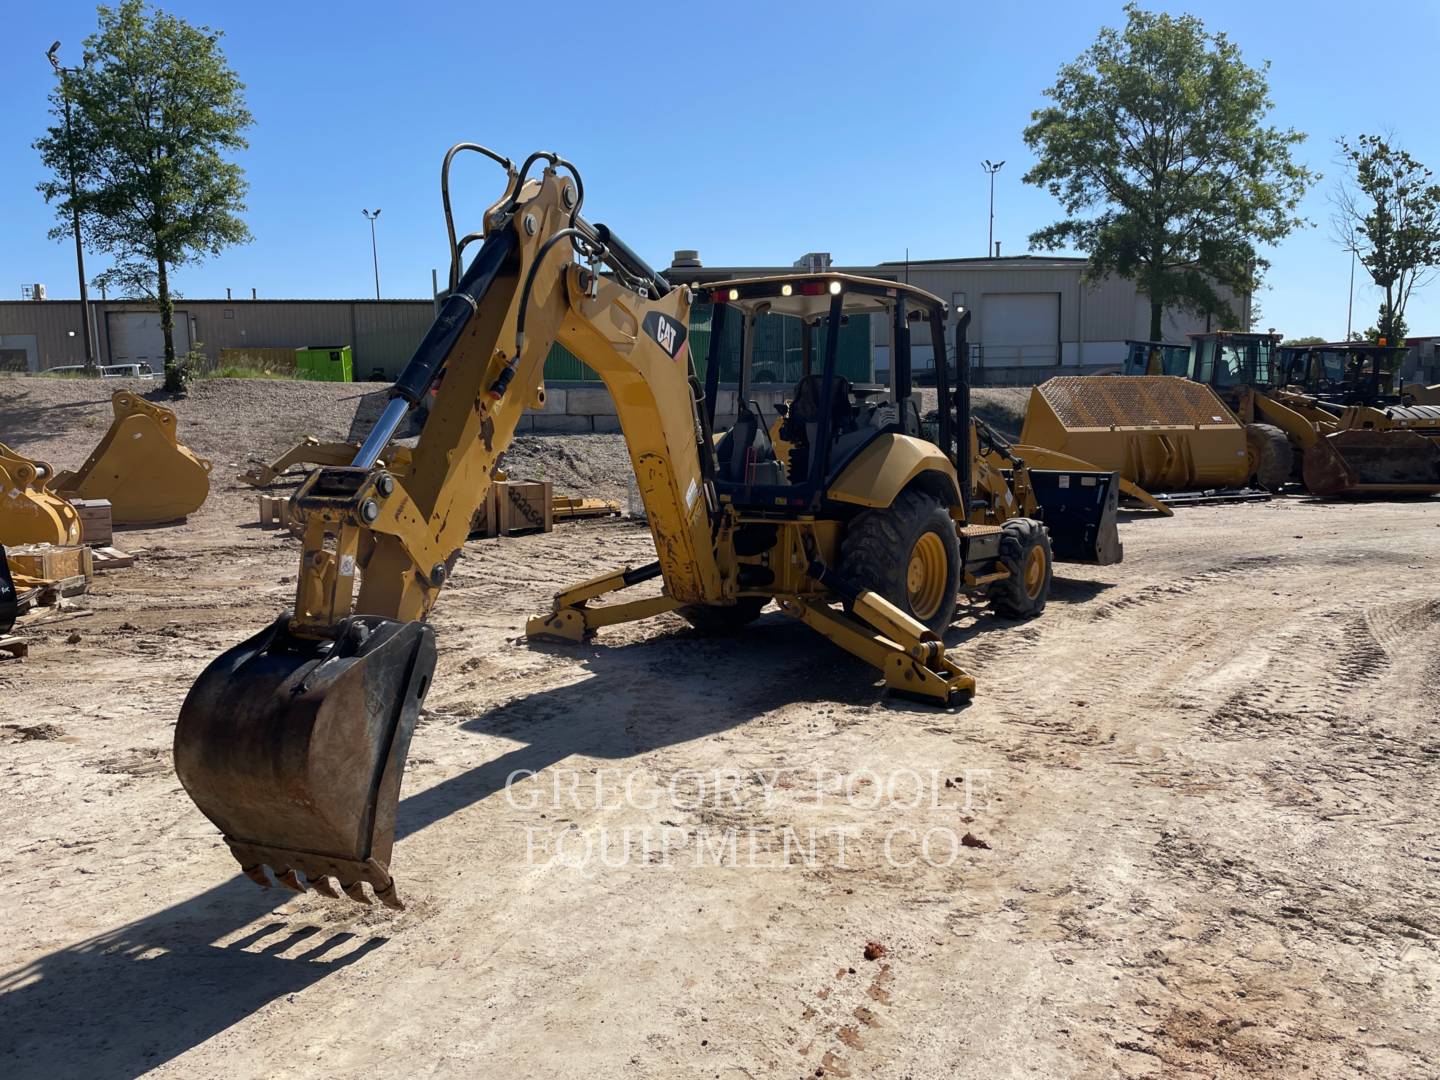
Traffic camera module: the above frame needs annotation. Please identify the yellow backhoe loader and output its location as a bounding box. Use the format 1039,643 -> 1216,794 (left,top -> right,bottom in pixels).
52,390 -> 212,524
174,146 -> 1121,908
0,443 -> 82,546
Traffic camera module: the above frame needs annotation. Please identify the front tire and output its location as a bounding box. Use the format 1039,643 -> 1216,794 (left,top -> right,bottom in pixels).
1245,423 -> 1293,490
839,489 -> 961,634
988,518 -> 1052,619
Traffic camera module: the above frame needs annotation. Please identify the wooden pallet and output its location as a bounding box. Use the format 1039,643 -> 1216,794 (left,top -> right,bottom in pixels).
92,545 -> 136,571
0,636 -> 28,661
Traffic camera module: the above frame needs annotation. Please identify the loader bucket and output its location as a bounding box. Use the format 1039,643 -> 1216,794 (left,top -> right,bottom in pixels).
174,614 -> 436,908
1021,377 -> 1250,492
1301,429 -> 1440,497
52,391 -> 211,524
1026,468 -> 1123,565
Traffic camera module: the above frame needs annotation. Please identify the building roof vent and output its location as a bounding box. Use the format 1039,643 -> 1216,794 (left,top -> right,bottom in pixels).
671,249 -> 702,269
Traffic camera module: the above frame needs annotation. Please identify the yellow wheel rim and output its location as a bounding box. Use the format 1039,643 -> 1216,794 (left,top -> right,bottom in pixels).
1023,543 -> 1047,599
906,532 -> 948,621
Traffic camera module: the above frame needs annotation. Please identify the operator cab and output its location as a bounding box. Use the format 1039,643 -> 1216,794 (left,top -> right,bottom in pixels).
695,273 -> 947,511
1188,331 -> 1283,390
1274,341 -> 1408,405
1122,339 -> 1191,377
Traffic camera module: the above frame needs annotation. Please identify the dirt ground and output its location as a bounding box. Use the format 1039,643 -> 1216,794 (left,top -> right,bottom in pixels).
1,377 -> 1437,1079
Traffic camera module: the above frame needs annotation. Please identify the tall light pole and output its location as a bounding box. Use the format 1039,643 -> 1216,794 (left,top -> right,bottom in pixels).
362,209 -> 382,299
982,159 -> 1005,259
1345,246 -> 1357,341
47,41 -> 96,373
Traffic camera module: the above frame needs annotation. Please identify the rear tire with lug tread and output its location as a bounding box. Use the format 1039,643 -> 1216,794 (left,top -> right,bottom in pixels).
988,517 -> 1052,619
839,488 -> 961,635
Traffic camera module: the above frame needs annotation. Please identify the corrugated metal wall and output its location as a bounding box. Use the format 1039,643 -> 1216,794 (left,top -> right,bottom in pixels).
0,299 -> 437,377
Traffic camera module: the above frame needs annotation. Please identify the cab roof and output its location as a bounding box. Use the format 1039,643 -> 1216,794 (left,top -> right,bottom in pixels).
696,272 -> 947,321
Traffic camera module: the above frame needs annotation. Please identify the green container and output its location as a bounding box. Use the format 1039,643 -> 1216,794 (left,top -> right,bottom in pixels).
295,345 -> 353,382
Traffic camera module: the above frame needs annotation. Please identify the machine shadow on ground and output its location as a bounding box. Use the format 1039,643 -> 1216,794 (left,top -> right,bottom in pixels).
0,580 -> 1110,1077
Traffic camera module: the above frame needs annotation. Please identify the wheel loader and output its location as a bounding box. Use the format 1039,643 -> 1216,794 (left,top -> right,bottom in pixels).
174,146 -> 1122,909
1189,333 -> 1440,496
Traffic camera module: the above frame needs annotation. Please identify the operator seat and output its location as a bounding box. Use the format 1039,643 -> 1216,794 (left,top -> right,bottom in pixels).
715,400 -> 779,484
782,374 -> 857,480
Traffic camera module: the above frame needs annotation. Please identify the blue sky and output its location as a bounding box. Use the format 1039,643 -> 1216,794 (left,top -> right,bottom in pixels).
4,0 -> 1439,340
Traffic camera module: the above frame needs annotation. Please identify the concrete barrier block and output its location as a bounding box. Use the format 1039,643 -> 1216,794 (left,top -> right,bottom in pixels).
536,387 -> 567,414
513,413 -> 535,432
592,416 -> 624,434
566,387 -> 616,416
532,413 -> 593,433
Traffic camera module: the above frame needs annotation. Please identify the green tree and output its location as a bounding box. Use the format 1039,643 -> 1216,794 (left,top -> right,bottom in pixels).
35,0 -> 252,391
1023,4 -> 1314,340
1333,134 -> 1440,346
1282,335 -> 1327,346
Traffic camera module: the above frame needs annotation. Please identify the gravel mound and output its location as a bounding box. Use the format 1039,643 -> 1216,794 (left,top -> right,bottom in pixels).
0,374 -> 636,500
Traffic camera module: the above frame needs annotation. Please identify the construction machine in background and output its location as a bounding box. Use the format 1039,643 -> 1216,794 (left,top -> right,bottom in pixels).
1020,332 -> 1440,501
173,145 -> 1123,910
52,391 -> 213,523
1190,333 -> 1440,496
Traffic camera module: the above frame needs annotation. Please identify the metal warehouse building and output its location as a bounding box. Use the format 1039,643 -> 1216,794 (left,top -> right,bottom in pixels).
1,252 -> 1240,386
0,298 -> 435,380
667,251 -> 1240,385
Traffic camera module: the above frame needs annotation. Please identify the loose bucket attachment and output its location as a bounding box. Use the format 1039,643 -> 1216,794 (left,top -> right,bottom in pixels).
174,614 -> 436,908
0,443 -> 82,546
53,391 -> 211,524
1025,468 -> 1123,565
1021,377 -> 1250,492
1302,429 -> 1440,497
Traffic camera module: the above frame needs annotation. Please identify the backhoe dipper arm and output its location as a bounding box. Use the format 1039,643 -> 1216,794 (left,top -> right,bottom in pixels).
174,160 -> 729,908
288,170 -> 727,634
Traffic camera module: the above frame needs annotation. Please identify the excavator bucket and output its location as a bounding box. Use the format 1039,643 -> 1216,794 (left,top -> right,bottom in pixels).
1301,428 -> 1440,496
1026,468 -> 1124,565
53,390 -> 211,524
0,443 -> 82,546
174,614 -> 436,908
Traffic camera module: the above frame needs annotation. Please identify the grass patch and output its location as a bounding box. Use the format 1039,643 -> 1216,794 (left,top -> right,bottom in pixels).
197,365 -> 298,380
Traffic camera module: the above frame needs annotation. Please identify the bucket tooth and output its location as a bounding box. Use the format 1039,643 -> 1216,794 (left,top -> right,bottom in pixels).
342,880 -> 373,906
374,880 -> 404,911
312,876 -> 341,899
277,868 -> 307,893
240,864 -> 273,889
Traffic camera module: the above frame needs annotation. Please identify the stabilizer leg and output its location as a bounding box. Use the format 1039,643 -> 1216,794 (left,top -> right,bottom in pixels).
526,561 -> 680,641
777,592 -> 975,706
